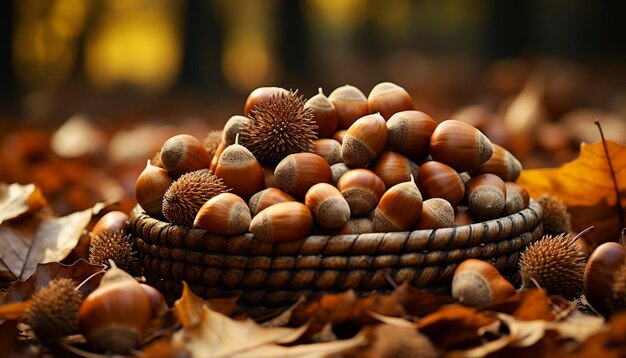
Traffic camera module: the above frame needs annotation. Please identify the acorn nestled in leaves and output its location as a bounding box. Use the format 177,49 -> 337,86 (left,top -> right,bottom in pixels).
162,169 -> 229,227
519,231 -> 588,299
240,90 -> 318,166
89,229 -> 140,277
26,278 -> 83,345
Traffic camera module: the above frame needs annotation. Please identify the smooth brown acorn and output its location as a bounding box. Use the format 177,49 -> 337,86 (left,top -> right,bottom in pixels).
160,134 -> 212,178
341,113 -> 388,167
214,134 -> 264,200
329,85 -> 369,129
429,120 -> 493,173
305,88 -> 339,138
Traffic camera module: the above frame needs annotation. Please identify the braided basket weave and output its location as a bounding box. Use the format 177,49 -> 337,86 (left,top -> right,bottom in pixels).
130,200 -> 543,316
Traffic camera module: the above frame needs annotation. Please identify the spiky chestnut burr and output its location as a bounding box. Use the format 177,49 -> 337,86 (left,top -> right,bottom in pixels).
89,229 -> 140,276
26,278 -> 83,345
537,194 -> 572,235
162,169 -> 229,227
240,90 -> 318,166
519,228 -> 591,300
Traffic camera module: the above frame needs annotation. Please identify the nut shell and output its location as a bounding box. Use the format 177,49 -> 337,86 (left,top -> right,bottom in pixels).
214,140 -> 264,200
305,183 -> 350,229
92,211 -> 129,237
372,177 -> 423,232
473,143 -> 522,181
274,153 -> 332,198
135,160 -> 173,218
312,138 -> 342,165
329,85 -> 368,129
248,188 -> 296,216
429,120 -> 493,172
465,173 -> 506,221
372,151 -> 419,189
305,88 -> 339,138
337,169 -> 386,216
194,193 -> 251,235
416,161 -> 465,206
332,129 -> 348,144
160,134 -> 212,178
249,201 -> 314,242
414,198 -> 455,230
367,82 -> 414,120
244,86 -> 289,116
330,163 -> 352,186
341,113 -> 388,167
451,259 -> 515,307
584,242 -> 626,316
386,110 -> 437,161
501,182 -> 529,216
222,115 -> 251,145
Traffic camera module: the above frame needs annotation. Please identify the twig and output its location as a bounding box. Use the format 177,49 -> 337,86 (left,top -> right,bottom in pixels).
595,120 -> 625,231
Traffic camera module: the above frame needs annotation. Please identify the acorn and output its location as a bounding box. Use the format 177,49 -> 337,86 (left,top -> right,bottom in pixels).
372,175 -> 423,232
584,241 -> 626,316
331,163 -> 352,186
386,110 -> 437,161
240,89 -> 318,166
202,130 -> 223,160
332,129 -> 348,144
162,169 -> 229,227
209,141 -> 227,172
537,194 -> 572,235
473,143 -> 522,182
160,134 -> 212,178
305,88 -> 339,138
501,182 -> 530,216
372,151 -> 419,189
414,198 -> 455,230
367,82 -> 414,120
194,193 -> 251,235
222,115 -> 251,145
89,229 -> 140,277
465,173 -> 506,221
135,160 -> 173,219
328,85 -> 369,129
416,161 -> 465,206
337,169 -> 386,216
243,86 -> 289,116
249,201 -> 314,242
313,138 -> 342,165
214,134 -> 265,200
451,259 -> 515,307
78,262 -> 153,354
26,278 -> 83,345
248,188 -> 296,217
519,231 -> 588,300
92,211 -> 129,237
305,183 -> 351,229
458,172 -> 472,185
429,120 -> 494,172
274,152 -> 332,198
454,205 -> 477,226
341,113 -> 388,167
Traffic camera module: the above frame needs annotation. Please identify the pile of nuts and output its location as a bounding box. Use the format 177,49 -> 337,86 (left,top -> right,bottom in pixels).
135,82 -> 529,242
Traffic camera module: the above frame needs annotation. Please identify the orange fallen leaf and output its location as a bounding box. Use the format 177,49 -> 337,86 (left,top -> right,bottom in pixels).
417,305 -> 496,349
0,301 -> 32,321
517,140 -> 626,245
174,281 -> 239,328
0,183 -> 46,225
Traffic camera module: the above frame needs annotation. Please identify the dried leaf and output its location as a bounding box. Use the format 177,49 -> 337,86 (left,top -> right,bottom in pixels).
3,259 -> 104,303
0,205 -> 102,283
393,282 -> 453,317
182,305 -> 364,358
417,305 -> 496,349
485,289 -> 555,321
0,301 -> 32,321
517,140 -> 626,244
0,183 -> 46,225
174,281 -> 239,328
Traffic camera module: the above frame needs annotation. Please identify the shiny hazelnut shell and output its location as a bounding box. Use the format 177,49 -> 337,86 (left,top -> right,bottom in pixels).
222,115 -> 251,145
429,120 -> 494,173
584,242 -> 626,316
313,138 -> 343,165
372,151 -> 419,189
193,193 -> 251,235
337,168 -> 386,216
248,188 -> 296,216
214,141 -> 264,200
465,173 -> 506,221
416,161 -> 465,206
502,182 -> 530,216
386,110 -> 437,161
451,259 -> 516,307
328,85 -> 369,129
305,183 -> 351,230
414,198 -> 455,230
473,143 -> 522,182
332,129 -> 348,144
341,113 -> 388,167
135,160 -> 173,218
367,82 -> 415,120
305,88 -> 339,138
372,178 -> 423,232
244,87 -> 289,116
160,134 -> 212,178
249,201 -> 314,242
274,153 -> 332,198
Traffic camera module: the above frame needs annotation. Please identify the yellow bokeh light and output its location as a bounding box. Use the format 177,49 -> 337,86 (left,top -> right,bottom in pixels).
222,35 -> 275,93
305,0 -> 367,28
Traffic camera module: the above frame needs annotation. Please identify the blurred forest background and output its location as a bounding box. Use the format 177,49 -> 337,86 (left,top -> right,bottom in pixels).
1,0 -> 626,215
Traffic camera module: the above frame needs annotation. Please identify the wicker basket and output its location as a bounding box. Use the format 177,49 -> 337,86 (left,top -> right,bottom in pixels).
129,200 -> 543,316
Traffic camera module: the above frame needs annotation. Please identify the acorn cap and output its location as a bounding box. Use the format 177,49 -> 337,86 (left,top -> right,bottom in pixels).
537,194 -> 572,235
162,169 -> 229,227
240,90 -> 318,166
26,278 -> 83,344
519,233 -> 586,299
89,229 -> 141,277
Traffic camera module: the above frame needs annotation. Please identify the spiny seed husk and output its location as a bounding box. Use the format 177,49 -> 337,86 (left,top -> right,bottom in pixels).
240,90 -> 318,166
519,233 -> 586,299
611,262 -> 626,312
202,130 -> 223,159
89,229 -> 140,276
538,194 -> 572,235
26,278 -> 83,344
162,169 -> 229,226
